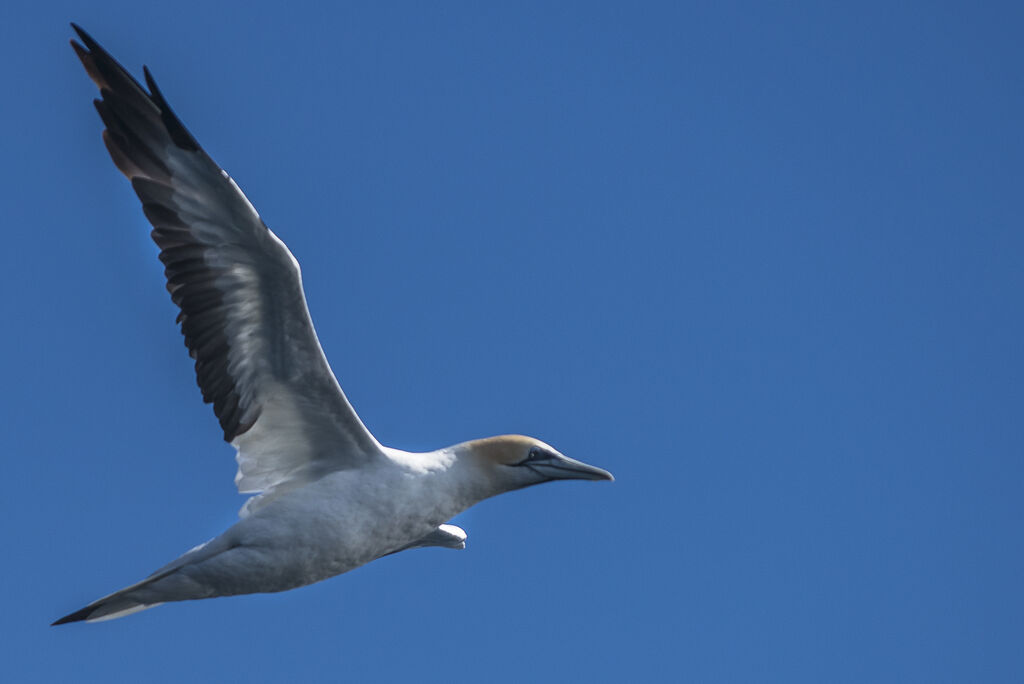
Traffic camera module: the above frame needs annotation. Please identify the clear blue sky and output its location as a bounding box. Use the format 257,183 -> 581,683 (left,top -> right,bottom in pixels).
2,2 -> 1022,682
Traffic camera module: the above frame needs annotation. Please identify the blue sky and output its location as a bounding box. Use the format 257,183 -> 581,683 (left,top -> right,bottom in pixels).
2,2 -> 1022,682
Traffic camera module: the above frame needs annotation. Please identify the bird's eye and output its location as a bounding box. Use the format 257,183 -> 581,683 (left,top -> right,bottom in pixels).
528,448 -> 544,461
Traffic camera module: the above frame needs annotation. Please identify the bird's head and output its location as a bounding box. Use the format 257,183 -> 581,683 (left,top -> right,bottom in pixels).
460,435 -> 614,495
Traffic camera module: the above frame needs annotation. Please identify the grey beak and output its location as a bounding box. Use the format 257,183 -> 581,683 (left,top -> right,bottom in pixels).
528,454 -> 615,482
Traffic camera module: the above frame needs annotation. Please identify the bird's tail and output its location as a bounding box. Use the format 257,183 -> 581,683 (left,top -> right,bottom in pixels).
52,536 -> 233,625
52,571 -> 171,625
51,541 -> 213,625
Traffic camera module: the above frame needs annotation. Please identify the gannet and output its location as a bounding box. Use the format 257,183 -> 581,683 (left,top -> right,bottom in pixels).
54,25 -> 613,625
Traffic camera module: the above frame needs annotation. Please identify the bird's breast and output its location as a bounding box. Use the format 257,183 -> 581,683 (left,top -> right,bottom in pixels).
229,463 -> 470,589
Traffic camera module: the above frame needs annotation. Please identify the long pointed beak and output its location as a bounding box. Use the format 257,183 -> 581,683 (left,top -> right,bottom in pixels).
529,454 -> 614,482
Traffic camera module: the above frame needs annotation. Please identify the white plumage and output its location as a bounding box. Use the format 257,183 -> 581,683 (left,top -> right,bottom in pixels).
55,25 -> 612,625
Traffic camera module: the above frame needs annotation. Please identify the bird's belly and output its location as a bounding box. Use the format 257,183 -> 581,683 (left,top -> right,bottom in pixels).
209,470 -> 457,594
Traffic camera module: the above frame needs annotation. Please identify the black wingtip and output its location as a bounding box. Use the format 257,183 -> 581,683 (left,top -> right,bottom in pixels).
69,23 -> 97,50
142,65 -> 201,152
70,24 -> 202,154
52,605 -> 93,626
69,23 -> 91,66
142,65 -> 164,104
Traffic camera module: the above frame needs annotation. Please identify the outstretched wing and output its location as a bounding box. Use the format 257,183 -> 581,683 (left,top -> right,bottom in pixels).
71,25 -> 382,510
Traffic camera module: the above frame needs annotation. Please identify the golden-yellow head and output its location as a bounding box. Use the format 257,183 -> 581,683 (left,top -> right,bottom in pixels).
459,434 -> 614,493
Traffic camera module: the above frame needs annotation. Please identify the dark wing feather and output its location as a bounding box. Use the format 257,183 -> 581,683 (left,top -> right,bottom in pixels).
71,25 -> 382,505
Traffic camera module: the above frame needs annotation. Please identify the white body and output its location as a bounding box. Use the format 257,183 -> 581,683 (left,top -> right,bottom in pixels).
121,449 -> 485,607
58,26 -> 611,625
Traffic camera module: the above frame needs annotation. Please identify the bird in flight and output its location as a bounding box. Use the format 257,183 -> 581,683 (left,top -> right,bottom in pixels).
55,24 -> 612,625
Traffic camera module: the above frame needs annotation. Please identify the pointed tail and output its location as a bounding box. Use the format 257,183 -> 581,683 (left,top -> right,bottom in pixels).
51,561 -> 185,625
53,534 -> 228,625
52,570 -> 170,625
52,597 -> 161,625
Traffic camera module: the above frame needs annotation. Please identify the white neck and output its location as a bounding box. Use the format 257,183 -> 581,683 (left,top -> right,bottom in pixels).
381,444 -> 504,517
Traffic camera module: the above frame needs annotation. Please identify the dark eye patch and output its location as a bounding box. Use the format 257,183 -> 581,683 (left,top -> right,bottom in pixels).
511,447 -> 547,467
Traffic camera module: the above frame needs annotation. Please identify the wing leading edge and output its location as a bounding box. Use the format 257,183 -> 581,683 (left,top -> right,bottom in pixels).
71,24 -> 382,507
